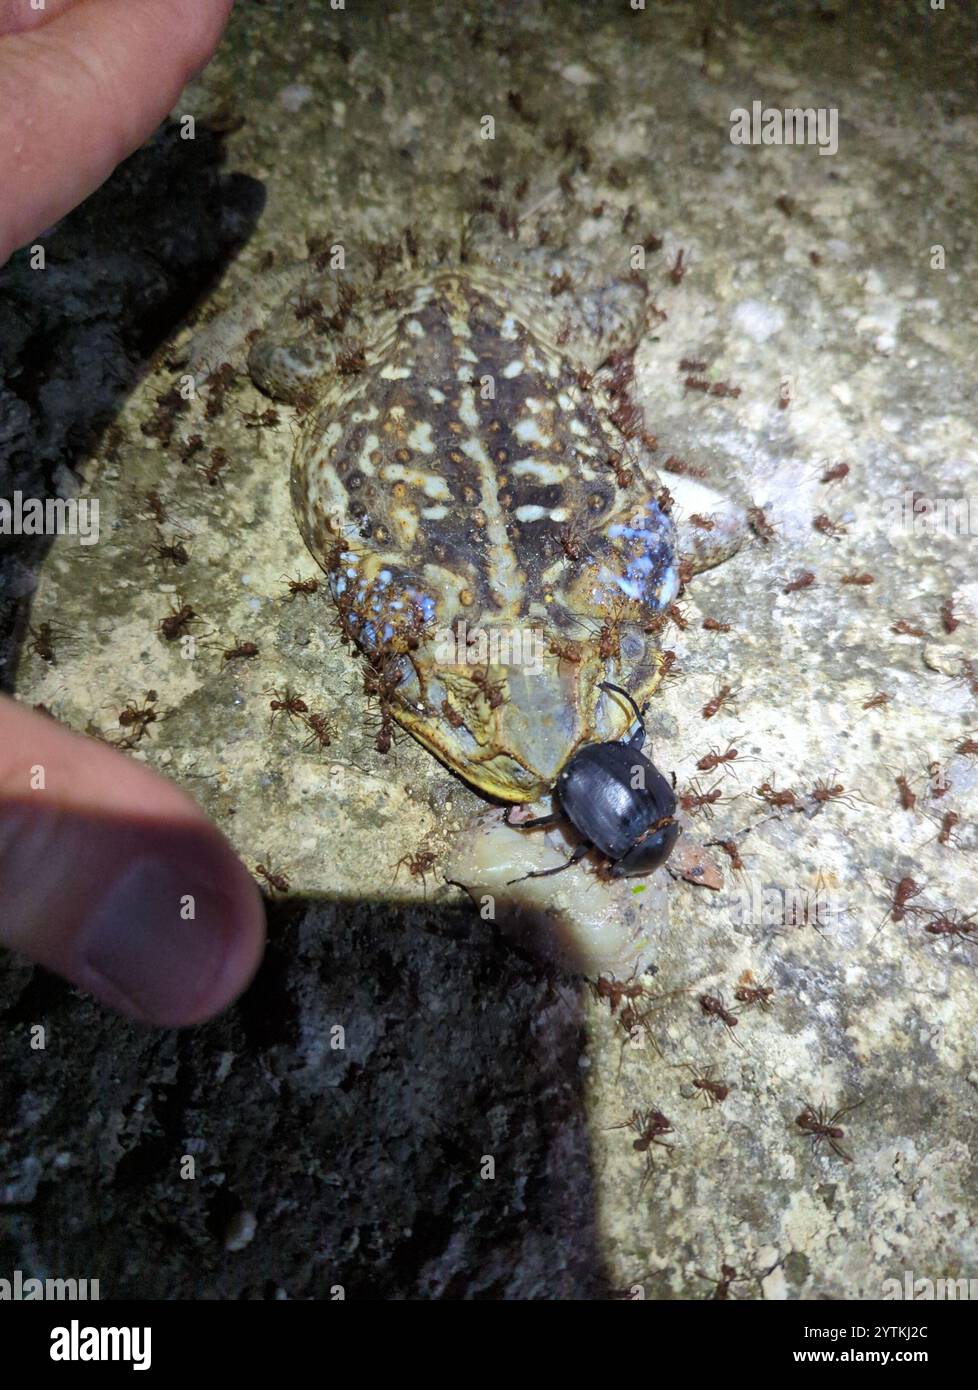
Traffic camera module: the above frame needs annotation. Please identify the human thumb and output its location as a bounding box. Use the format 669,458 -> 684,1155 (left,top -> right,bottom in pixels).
0,694 -> 265,1026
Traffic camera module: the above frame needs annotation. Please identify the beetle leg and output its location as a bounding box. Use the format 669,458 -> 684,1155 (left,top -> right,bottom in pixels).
505,810 -> 562,831
599,680 -> 647,743
626,720 -> 647,750
507,840 -> 591,884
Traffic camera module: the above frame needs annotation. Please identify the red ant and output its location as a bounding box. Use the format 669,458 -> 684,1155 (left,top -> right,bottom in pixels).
755,780 -> 798,810
198,447 -> 229,486
283,573 -> 319,598
471,665 -> 506,710
862,692 -> 890,710
549,636 -> 584,664
392,848 -> 437,895
242,407 -> 281,429
116,693 -> 159,744
820,461 -> 850,484
373,707 -> 396,755
841,573 -> 874,586
669,248 -> 686,284
733,971 -> 774,1011
893,774 -> 916,812
662,455 -> 707,478
666,601 -> 689,632
810,777 -> 859,809
919,907 -> 975,945
747,505 -> 775,543
937,810 -> 960,847
813,513 -> 846,538
152,538 -> 190,567
941,597 -> 961,633
783,570 -> 816,594
29,621 -> 60,663
682,1064 -> 731,1107
222,639 -> 259,666
680,782 -> 723,816
796,1099 -> 862,1164
702,617 -> 732,633
266,687 -> 309,725
696,743 -> 742,775
710,838 -> 746,872
884,875 -> 923,925
892,618 -> 928,638
699,993 -> 740,1043
608,1108 -> 675,1191
702,683 -> 737,720
301,711 -> 336,752
158,603 -> 197,641
689,513 -> 715,530
255,863 -> 290,894
606,451 -> 633,489
696,1263 -> 749,1300
659,650 -> 682,684
145,489 -> 167,524
591,974 -> 647,1014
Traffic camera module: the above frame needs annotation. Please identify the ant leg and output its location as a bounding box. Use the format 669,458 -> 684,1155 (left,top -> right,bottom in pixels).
507,840 -> 591,885
505,811 -> 561,831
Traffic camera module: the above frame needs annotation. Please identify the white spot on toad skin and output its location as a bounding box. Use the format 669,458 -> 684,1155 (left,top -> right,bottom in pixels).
421,504 -> 448,520
392,506 -> 418,547
405,319 -> 425,336
380,365 -> 414,380
500,315 -> 518,339
428,387 -> 446,404
358,434 -> 379,474
406,419 -> 435,453
379,462 -> 451,499
503,360 -> 524,378
512,458 -> 569,484
459,421 -> 521,607
514,418 -> 550,445
732,298 -> 786,343
515,504 -> 548,522
458,387 -> 480,431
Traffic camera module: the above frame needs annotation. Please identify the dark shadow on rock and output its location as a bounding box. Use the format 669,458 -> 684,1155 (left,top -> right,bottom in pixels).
0,120 -> 266,688
0,886 -> 609,1300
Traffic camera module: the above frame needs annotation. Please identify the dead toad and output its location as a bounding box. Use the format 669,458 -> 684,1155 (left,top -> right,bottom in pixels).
215,210 -> 743,800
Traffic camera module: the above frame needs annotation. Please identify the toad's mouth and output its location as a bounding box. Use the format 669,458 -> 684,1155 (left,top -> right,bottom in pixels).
385,651 -> 668,802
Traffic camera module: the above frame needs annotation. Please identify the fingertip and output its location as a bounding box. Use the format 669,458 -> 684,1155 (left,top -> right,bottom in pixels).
0,696 -> 267,1027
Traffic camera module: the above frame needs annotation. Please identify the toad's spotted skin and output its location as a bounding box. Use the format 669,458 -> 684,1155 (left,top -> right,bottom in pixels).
245,229 -> 732,800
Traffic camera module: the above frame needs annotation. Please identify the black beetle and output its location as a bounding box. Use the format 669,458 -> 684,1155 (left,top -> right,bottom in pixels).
506,681 -> 680,882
